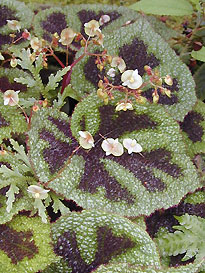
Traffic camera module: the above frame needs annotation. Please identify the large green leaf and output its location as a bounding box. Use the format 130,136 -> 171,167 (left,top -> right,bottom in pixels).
48,210 -> 161,272
0,68 -> 41,100
179,100 -> 205,158
33,4 -> 139,51
0,0 -> 33,50
129,0 -> 194,16
0,104 -> 27,144
94,260 -> 204,273
0,215 -> 58,272
71,16 -> 196,121
28,92 -> 201,217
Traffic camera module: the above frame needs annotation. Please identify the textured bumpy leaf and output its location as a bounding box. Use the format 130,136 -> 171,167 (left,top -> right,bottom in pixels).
194,63 -> 205,100
0,215 -> 58,272
33,4 -> 139,51
71,16 -> 196,121
0,0 -> 33,50
33,6 -> 75,51
28,92 -> 201,217
0,104 -> 27,144
49,210 -> 160,273
94,260 -> 204,273
179,100 -> 205,158
129,0 -> 193,16
0,68 -> 41,100
145,15 -> 179,42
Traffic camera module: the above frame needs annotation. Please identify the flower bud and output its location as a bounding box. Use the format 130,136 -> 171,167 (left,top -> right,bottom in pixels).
152,92 -> 159,104
144,65 -> 152,75
164,88 -> 171,98
164,75 -> 173,86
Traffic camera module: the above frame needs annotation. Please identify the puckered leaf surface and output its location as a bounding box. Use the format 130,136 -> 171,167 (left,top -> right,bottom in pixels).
0,105 -> 27,144
49,210 -> 160,273
94,260 -> 204,273
28,92 -> 200,217
0,68 -> 41,100
0,215 -> 58,273
71,15 -> 196,121
179,100 -> 205,158
0,0 -> 33,50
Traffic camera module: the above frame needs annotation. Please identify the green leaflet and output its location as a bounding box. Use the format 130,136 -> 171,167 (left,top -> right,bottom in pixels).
71,15 -> 196,121
179,100 -> 205,158
194,63 -> 205,100
28,92 -> 201,217
129,0 -> 194,16
0,215 -> 58,273
191,47 -> 205,62
184,190 -> 205,205
49,210 -> 161,272
156,214 -> 205,263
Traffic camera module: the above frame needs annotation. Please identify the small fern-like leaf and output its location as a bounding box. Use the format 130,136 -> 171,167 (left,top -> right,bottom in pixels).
14,76 -> 36,87
156,214 -> 205,263
45,66 -> 70,93
6,184 -> 19,213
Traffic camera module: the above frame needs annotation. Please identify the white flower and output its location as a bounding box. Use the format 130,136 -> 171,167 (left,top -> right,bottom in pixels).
95,29 -> 104,47
99,14 -> 110,26
27,185 -> 49,199
79,131 -> 94,149
111,56 -> 126,73
7,20 -> 21,32
30,37 -> 42,52
101,138 -> 124,156
0,52 -> 4,60
107,68 -> 116,78
59,28 -> 76,46
123,138 -> 142,154
115,102 -> 133,111
84,20 -> 100,37
121,69 -> 143,89
3,90 -> 20,106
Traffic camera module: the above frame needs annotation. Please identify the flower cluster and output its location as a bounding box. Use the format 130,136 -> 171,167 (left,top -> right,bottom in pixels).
78,131 -> 142,157
144,65 -> 173,103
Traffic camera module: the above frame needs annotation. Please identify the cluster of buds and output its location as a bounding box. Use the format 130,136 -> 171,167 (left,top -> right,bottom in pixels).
97,78 -> 115,105
32,99 -> 48,112
95,50 -> 112,72
144,65 -> 173,103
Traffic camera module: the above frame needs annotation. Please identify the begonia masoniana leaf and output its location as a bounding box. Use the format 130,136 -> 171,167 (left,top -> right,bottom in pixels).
94,260 -> 204,273
28,92 -> 201,217
49,210 -> 160,273
33,7 -> 74,51
0,68 -> 41,100
0,215 -> 58,272
179,100 -> 205,158
71,15 -> 196,121
0,0 -> 33,50
0,104 -> 27,144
